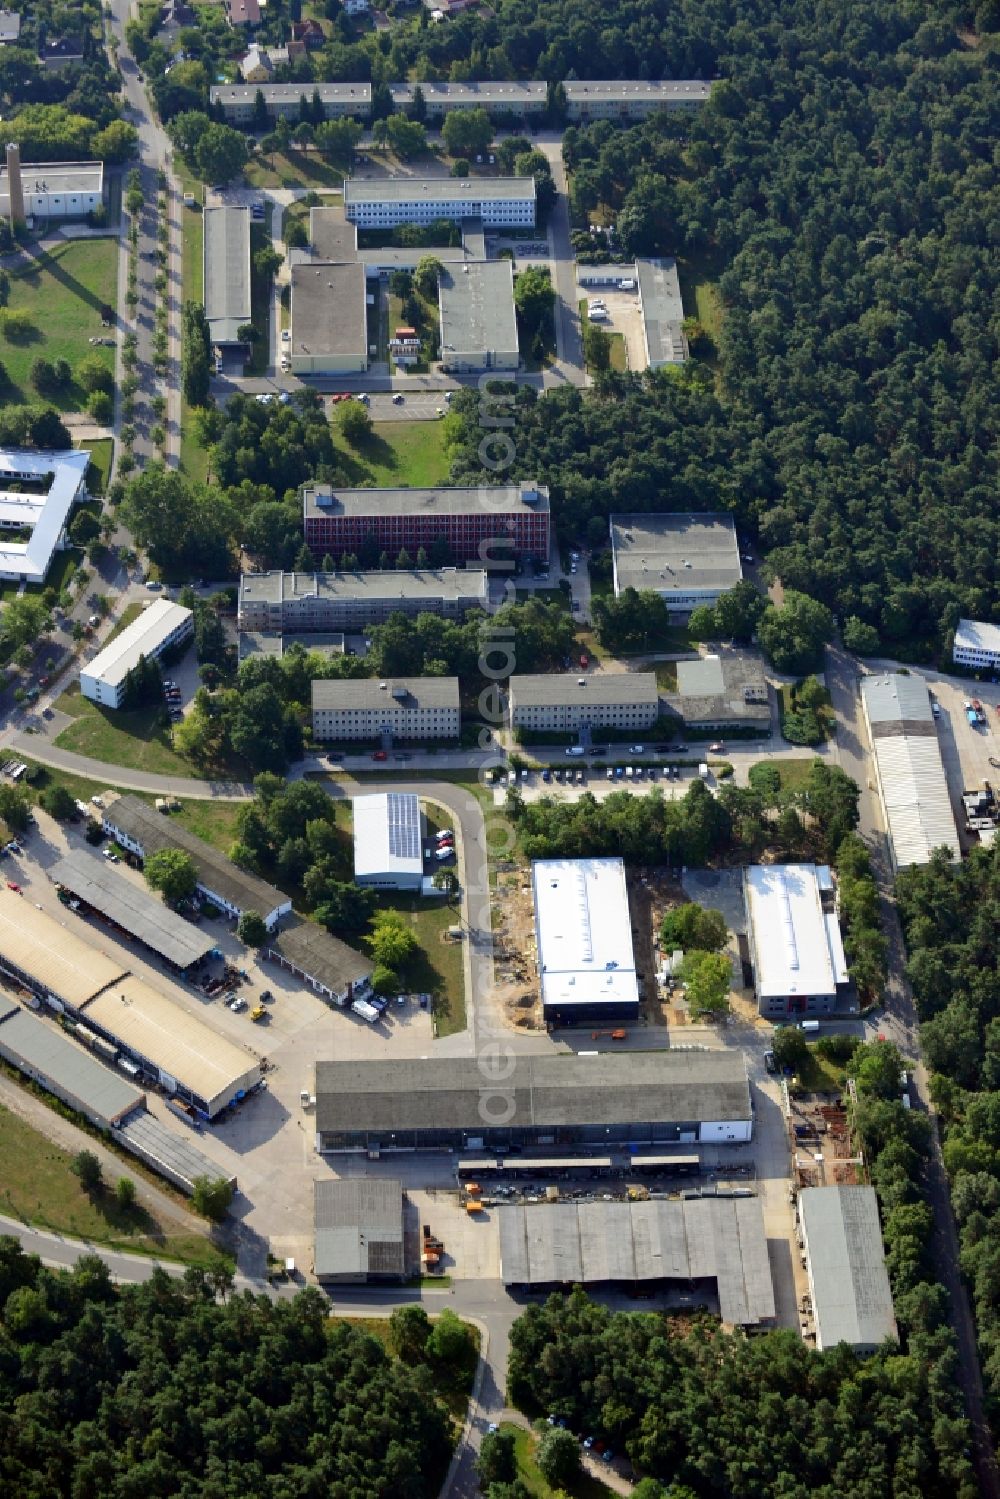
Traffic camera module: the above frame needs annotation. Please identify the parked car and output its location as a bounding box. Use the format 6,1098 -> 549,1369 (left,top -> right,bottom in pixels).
436,829 -> 454,842
372,750 -> 387,761
434,847 -> 455,862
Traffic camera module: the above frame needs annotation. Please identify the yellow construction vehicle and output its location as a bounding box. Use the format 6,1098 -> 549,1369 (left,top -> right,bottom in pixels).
250,1004 -> 267,1022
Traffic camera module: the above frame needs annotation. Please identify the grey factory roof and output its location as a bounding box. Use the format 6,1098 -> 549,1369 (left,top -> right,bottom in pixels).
312,676 -> 460,712
315,1177 -> 405,1278
800,1186 -> 897,1351
315,1051 -> 752,1134
389,80 -> 547,108
509,670 -> 658,707
0,161 -> 103,195
610,512 -> 742,598
0,10 -> 21,42
265,917 -> 371,991
240,567 -> 488,608
308,207 -> 358,261
203,205 -> 251,345
210,82 -> 372,108
637,257 -> 686,365
343,176 -> 536,206
303,481 -> 548,519
117,1110 -> 235,1194
103,795 -> 290,920
563,80 -> 712,105
438,261 -> 518,361
860,673 -> 961,867
290,260 -> 368,361
50,852 -> 215,970
499,1196 -> 774,1325
667,653 -> 770,726
0,1000 -> 144,1126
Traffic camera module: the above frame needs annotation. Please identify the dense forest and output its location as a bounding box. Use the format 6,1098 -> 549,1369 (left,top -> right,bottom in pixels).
0,1244 -> 457,1498
896,846 -> 1000,1419
507,1280 -> 976,1499
443,3 -> 997,659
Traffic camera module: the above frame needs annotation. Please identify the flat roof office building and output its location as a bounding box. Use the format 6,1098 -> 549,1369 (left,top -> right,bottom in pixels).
343,176 -> 536,230
0,160 -> 103,219
315,1051 -> 753,1151
508,671 -> 659,735
953,618 -> 1000,671
102,795 -> 293,929
563,80 -> 712,120
352,792 -> 425,891
610,512 -> 743,613
314,1177 -> 407,1282
50,851 -> 215,971
744,864 -> 848,1019
313,677 -> 460,744
238,568 -> 488,633
438,260 -> 519,373
665,654 -> 770,732
532,858 -> 639,1025
203,205 -> 251,346
499,1196 -> 775,1325
860,673 -> 961,870
799,1186 -> 897,1353
80,598 -> 193,710
0,447 -> 89,584
210,82 -> 372,123
303,482 -> 550,567
289,260 -> 369,375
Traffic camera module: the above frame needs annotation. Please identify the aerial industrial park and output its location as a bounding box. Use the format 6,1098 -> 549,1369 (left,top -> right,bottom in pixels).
0,1 -> 994,1494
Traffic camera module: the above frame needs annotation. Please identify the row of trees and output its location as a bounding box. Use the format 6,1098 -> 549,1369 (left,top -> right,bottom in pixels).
896,845 -> 1000,1418
0,1243 -> 457,1495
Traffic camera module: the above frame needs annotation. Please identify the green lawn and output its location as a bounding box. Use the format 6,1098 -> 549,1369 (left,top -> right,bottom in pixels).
27,545 -> 81,598
751,757 -> 821,794
244,150 -> 349,191
507,1425 -> 615,1498
179,190 -> 210,486
655,661 -> 678,690
170,799 -> 244,854
103,601 -> 144,644
53,680 -> 202,778
793,1046 -> 847,1094
1,240 -> 118,407
337,420 -> 453,487
677,244 -> 725,367
78,438 -> 114,496
0,1101 -> 220,1265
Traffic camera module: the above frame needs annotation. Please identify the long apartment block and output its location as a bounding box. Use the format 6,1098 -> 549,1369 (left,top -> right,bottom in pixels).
342,176 -> 536,230
238,568 -> 489,632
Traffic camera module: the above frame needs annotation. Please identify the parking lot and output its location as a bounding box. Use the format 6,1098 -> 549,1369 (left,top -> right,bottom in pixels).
497,764 -> 704,807
579,284 -> 647,371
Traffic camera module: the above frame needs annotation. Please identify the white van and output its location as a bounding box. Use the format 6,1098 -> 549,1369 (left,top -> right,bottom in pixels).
800,1019 -> 820,1034
565,746 -> 585,757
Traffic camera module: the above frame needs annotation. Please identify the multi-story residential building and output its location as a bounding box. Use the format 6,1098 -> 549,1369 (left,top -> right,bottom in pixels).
389,80 -> 547,119
610,513 -> 743,614
507,672 -> 659,735
81,599 -> 194,711
0,447 -> 90,584
311,677 -> 461,743
953,619 -> 1000,672
438,260 -> 519,373
237,568 -> 489,632
302,482 -> 549,567
342,176 -> 535,230
209,82 -> 372,124
563,80 -> 712,121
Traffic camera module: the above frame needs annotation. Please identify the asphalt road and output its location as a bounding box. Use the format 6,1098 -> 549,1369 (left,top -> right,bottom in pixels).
826,642 -> 1000,1499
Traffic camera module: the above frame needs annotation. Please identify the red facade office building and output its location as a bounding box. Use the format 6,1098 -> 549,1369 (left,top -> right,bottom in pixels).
302,482 -> 550,567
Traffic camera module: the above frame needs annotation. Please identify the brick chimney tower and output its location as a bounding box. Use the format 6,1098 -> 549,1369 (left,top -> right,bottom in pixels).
5,142 -> 24,227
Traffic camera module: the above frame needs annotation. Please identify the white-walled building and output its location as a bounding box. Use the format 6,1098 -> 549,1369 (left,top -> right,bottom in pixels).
353,791 -> 424,892
610,513 -> 743,614
0,448 -> 89,583
343,176 -> 536,230
389,80 -> 546,118
312,676 -> 460,743
563,80 -> 712,120
532,858 -> 639,1026
953,619 -> 1000,672
508,672 -> 659,736
0,161 -> 103,220
860,673 -> 961,870
744,864 -> 848,1019
81,599 -> 194,710
210,82 -> 372,123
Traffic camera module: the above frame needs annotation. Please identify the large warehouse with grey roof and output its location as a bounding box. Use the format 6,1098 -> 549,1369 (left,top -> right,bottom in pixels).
50,850 -> 215,971
860,672 -> 961,870
315,1051 -> 752,1151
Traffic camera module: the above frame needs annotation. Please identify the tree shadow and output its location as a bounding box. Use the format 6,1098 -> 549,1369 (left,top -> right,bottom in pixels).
19,245 -> 121,326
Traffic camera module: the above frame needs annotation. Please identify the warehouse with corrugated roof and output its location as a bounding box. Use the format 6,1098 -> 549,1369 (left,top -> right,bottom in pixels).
0,997 -> 144,1127
799,1186 -> 897,1353
51,851 -> 215,971
860,672 -> 961,870
499,1196 -> 775,1326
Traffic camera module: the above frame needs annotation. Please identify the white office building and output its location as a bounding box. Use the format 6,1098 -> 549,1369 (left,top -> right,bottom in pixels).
80,599 -> 194,710
532,858 -> 639,1026
0,161 -> 103,220
0,448 -> 89,583
953,619 -> 1000,672
610,512 -> 743,614
343,176 -> 536,230
353,791 -> 424,892
744,864 -> 848,1019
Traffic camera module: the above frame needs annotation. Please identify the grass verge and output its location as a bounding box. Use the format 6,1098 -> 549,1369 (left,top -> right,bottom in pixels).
1,239 -> 118,407
53,679 -> 201,778
78,438 -> 113,496
0,1100 -> 219,1265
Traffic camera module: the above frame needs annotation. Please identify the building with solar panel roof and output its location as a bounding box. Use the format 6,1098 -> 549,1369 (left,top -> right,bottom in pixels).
353,792 -> 425,891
